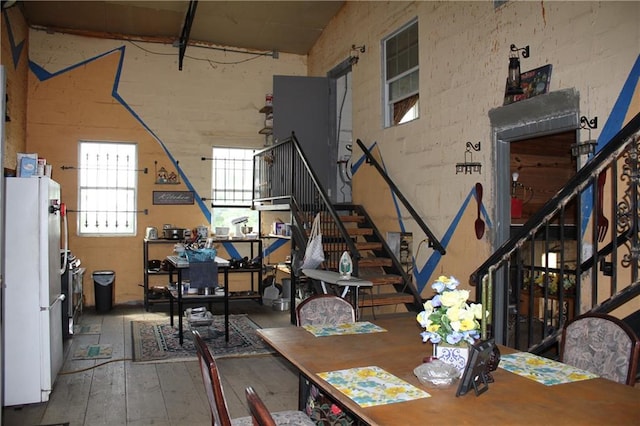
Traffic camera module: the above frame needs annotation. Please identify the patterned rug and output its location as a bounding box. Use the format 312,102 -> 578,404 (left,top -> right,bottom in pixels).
131,314 -> 274,363
73,344 -> 113,360
73,323 -> 102,335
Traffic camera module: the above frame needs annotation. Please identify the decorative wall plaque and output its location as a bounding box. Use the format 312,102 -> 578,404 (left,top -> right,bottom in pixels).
152,191 -> 194,205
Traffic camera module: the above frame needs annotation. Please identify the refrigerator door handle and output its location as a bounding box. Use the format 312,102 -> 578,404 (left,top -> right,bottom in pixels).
41,294 -> 65,311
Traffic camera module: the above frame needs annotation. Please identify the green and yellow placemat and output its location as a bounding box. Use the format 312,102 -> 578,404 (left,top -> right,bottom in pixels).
303,321 -> 387,337
499,352 -> 598,385
318,365 -> 430,407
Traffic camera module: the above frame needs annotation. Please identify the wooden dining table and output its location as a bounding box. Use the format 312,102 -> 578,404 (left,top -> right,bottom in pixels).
257,316 -> 640,425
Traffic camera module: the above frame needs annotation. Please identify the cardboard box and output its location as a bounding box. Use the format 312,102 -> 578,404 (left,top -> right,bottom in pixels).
19,155 -> 37,178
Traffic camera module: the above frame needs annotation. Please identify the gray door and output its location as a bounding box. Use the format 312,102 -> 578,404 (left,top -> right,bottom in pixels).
273,75 -> 336,202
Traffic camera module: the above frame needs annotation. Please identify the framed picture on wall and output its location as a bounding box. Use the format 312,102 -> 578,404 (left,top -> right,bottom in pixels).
504,64 -> 553,105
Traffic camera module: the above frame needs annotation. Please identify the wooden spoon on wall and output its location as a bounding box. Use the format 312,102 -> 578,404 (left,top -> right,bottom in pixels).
475,183 -> 485,239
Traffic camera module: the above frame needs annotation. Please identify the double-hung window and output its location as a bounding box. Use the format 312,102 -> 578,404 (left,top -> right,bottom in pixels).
383,19 -> 419,127
210,147 -> 258,232
78,141 -> 137,236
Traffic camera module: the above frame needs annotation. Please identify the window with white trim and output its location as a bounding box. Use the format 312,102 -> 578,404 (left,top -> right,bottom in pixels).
78,141 -> 137,236
383,19 -> 419,127
210,147 -> 258,233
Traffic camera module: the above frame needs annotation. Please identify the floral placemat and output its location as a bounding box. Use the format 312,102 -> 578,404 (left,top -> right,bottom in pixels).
302,321 -> 387,337
317,366 -> 430,407
499,352 -> 598,385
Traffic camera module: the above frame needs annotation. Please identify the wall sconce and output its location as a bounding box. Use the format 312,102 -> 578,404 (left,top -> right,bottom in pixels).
506,44 -> 530,96
571,115 -> 598,156
455,142 -> 482,174
349,44 -> 366,65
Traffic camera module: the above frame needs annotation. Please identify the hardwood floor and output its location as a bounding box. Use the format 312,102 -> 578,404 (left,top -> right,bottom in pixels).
2,301 -> 299,426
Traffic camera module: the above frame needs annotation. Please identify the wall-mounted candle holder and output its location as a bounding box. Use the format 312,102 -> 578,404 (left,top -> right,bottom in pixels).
455,142 -> 482,174
571,115 -> 598,157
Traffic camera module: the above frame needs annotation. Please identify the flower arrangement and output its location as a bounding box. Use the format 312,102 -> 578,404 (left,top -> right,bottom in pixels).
416,275 -> 483,346
523,272 -> 576,295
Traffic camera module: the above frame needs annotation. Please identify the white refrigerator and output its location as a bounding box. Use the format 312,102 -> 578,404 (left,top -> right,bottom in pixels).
3,176 -> 66,406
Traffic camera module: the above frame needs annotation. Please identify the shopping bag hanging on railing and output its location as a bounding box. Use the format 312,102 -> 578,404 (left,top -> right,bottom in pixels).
301,213 -> 325,270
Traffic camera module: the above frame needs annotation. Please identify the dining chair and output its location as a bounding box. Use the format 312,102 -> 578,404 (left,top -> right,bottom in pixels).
560,312 -> 640,386
295,295 -> 356,425
192,330 -> 313,426
295,294 -> 356,326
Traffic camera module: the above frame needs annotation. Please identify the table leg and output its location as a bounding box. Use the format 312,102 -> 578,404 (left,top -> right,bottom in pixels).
178,269 -> 184,345
353,288 -> 360,321
169,291 -> 174,327
224,267 -> 229,342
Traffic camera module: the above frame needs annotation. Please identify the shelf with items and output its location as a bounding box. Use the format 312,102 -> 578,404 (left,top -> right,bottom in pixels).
143,238 -> 179,310
224,239 -> 264,298
259,104 -> 274,144
265,233 -> 291,240
144,238 -> 267,311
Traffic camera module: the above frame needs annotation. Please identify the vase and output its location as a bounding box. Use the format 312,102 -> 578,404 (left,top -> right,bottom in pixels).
434,343 -> 469,374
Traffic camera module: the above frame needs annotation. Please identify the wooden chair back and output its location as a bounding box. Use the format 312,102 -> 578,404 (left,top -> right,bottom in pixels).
193,330 -> 233,426
296,293 -> 355,326
245,386 -> 277,426
560,312 -> 640,386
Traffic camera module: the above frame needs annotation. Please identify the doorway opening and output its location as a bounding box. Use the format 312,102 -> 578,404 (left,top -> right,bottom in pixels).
488,88 -> 581,342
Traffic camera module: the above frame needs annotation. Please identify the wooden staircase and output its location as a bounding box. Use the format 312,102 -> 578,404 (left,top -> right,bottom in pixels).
301,204 -> 420,313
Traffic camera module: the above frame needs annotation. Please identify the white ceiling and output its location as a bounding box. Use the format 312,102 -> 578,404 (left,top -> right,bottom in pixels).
17,1 -> 345,55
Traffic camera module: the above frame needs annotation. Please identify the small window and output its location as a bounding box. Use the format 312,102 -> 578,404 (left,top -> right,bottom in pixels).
383,19 -> 419,127
78,141 -> 137,236
210,147 -> 258,233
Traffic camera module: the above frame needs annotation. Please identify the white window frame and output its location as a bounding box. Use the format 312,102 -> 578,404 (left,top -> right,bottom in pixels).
210,147 -> 258,232
383,18 -> 419,128
78,141 -> 138,236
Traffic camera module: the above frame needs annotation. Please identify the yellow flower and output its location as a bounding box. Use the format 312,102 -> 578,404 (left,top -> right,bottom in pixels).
385,387 -> 405,397
422,300 -> 435,313
416,311 -> 431,328
446,306 -> 462,322
468,303 -> 483,320
427,323 -> 441,333
458,318 -> 477,331
356,368 -> 378,378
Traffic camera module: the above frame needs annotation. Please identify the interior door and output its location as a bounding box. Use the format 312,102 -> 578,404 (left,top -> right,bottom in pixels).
273,75 -> 335,202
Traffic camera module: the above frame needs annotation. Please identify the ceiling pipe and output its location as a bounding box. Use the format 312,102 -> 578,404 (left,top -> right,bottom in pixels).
178,0 -> 198,71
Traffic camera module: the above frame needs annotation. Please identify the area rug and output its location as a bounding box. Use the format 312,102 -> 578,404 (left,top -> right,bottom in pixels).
131,314 -> 274,363
73,344 -> 113,360
73,323 -> 102,334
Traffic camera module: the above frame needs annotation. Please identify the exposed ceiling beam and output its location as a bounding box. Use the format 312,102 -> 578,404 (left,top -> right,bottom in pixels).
178,0 -> 198,71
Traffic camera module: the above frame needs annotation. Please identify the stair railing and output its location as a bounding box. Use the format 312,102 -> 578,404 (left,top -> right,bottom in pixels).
253,134 -> 360,273
471,112 -> 640,353
355,139 -> 446,255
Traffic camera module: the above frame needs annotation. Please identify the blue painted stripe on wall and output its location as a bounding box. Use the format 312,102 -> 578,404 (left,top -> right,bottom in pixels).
28,45 -> 211,222
414,188 -> 480,293
580,54 -> 640,235
3,10 -> 25,69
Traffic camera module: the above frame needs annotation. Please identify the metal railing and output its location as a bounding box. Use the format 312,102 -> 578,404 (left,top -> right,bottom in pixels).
355,139 -> 446,255
253,135 -> 360,272
471,112 -> 640,353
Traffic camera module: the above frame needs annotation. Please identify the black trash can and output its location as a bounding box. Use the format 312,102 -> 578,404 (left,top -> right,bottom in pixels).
93,270 -> 115,313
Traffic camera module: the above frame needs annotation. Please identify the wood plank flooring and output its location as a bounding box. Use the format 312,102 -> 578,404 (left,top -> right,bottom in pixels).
2,302 -> 298,426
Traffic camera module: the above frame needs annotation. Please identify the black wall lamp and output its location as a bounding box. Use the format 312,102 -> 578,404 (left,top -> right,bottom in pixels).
571,115 -> 599,157
456,142 -> 482,174
506,44 -> 530,96
349,44 -> 366,65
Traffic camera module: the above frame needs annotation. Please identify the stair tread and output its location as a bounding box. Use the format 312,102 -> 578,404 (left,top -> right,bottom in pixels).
358,292 -> 415,307
322,215 -> 364,223
355,242 -> 383,250
356,273 -> 403,285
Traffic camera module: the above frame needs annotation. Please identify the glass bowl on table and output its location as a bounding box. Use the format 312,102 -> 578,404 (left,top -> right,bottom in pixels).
414,359 -> 460,388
